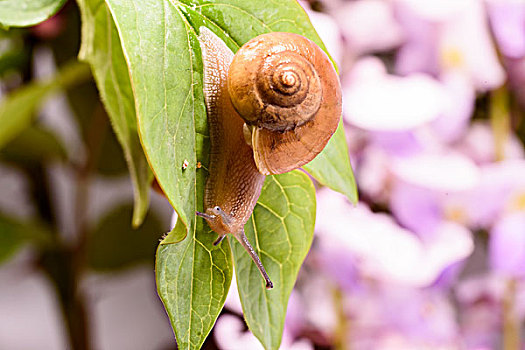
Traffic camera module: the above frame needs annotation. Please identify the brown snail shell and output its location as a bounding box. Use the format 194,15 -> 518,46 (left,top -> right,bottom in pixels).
228,32 -> 342,175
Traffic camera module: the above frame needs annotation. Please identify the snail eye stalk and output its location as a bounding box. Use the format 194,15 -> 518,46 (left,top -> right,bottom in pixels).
196,211 -> 215,220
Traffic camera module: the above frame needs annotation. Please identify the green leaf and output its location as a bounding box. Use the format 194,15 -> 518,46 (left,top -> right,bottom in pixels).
95,125 -> 132,176
156,218 -> 233,349
77,0 -> 153,227
162,217 -> 188,244
304,122 -> 358,203
231,171 -> 316,350
0,216 -> 26,264
86,204 -> 163,271
0,29 -> 29,77
105,0 -> 205,238
104,0 -> 351,348
0,0 -> 67,27
0,60 -> 91,150
0,125 -> 66,165
155,111 -> 230,349
0,215 -> 54,264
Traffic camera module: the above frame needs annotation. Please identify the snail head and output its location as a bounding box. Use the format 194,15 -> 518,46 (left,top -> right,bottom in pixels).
196,206 -> 233,234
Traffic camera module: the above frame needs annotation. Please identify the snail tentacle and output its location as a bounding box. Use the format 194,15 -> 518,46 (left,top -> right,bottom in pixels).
234,229 -> 273,290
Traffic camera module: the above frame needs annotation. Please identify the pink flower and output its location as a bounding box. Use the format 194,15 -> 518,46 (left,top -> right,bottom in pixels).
428,72 -> 475,142
343,58 -> 448,131
466,159 -> 525,228
391,152 -> 480,192
222,274 -> 312,348
315,190 -> 473,287
335,0 -> 403,56
389,152 -> 482,235
395,0 -> 505,91
486,0 -> 525,59
489,212 -> 525,277
342,57 -> 475,142
456,121 -> 525,165
456,274 -> 505,349
347,285 -> 459,348
214,314 -> 313,350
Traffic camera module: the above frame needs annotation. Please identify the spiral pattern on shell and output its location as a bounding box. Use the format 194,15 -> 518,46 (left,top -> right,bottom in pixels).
227,32 -> 342,175
228,33 -> 323,132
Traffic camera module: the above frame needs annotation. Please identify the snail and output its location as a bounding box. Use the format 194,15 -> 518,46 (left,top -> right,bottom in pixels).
196,27 -> 341,290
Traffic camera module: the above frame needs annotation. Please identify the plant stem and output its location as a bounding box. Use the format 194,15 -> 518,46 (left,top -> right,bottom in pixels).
40,247 -> 91,350
30,161 -> 90,350
37,102 -> 108,350
490,86 -> 511,161
332,286 -> 349,350
503,278 -> 520,350
67,102 -> 109,349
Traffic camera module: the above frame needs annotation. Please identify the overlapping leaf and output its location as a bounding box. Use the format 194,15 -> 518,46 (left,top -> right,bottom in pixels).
0,126 -> 66,164
0,0 -> 67,27
87,205 -> 163,270
0,216 -> 27,264
0,61 -> 91,150
0,215 -> 53,265
77,0 -> 153,226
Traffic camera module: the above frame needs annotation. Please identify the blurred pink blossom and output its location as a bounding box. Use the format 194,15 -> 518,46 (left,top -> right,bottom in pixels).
487,0 -> 525,108
466,159 -> 525,228
486,0 -> 525,59
214,314 -> 314,350
224,272 -> 243,315
223,274 -> 312,347
456,275 -> 506,349
354,143 -> 393,202
489,212 -> 525,277
335,0 -> 403,56
389,154 -> 525,236
428,72 -> 475,142
348,286 -> 460,349
343,57 -> 449,131
31,14 -> 65,39
502,57 -> 525,107
456,121 -> 525,165
395,0 -> 505,91
388,152 -> 481,236
298,274 -> 340,342
391,152 -> 480,192
396,0 -> 471,21
457,275 -> 525,348
315,190 -> 473,287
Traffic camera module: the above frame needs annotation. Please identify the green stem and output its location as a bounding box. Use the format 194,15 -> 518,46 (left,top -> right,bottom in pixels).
490,86 -> 511,161
503,278 -> 520,350
332,286 -> 349,350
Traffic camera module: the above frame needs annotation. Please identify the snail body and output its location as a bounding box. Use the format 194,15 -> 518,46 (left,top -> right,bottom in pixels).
196,28 -> 341,289
197,28 -> 270,289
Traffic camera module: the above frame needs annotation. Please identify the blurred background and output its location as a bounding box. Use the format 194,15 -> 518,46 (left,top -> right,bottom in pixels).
1,0 -> 525,349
